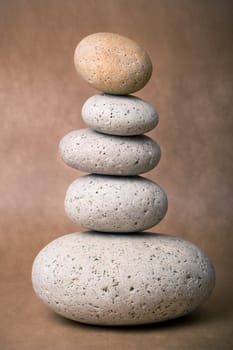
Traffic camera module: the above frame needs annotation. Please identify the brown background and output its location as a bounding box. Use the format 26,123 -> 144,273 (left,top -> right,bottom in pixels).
0,0 -> 233,349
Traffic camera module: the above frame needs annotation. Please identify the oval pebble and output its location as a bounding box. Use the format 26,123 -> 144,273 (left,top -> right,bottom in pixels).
32,231 -> 215,326
82,94 -> 159,136
59,128 -> 161,176
74,32 -> 153,94
64,175 -> 168,232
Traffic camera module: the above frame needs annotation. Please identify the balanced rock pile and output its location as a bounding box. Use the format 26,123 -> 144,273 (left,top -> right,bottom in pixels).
32,33 -> 215,326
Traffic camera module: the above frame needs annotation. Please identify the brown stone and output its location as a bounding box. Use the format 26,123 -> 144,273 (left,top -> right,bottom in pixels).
74,32 -> 153,94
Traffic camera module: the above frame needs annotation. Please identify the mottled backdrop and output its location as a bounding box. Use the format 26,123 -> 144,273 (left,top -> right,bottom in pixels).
0,1 -> 232,349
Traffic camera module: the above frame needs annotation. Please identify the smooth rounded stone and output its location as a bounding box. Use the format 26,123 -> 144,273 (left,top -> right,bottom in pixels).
64,174 -> 168,232
82,94 -> 159,136
74,32 -> 152,95
59,128 -> 161,176
32,231 -> 215,326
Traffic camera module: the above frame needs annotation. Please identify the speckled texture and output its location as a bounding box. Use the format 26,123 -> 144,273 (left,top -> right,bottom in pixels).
74,32 -> 153,95
82,94 -> 158,136
59,128 -> 161,176
64,174 -> 168,232
32,232 -> 215,326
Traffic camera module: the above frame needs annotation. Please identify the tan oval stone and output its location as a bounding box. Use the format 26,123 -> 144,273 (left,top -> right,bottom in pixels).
74,32 -> 153,94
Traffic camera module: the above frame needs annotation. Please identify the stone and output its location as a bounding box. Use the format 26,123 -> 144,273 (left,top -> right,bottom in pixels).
32,232 -> 215,326
59,128 -> 161,176
64,174 -> 168,232
82,94 -> 159,136
74,32 -> 153,95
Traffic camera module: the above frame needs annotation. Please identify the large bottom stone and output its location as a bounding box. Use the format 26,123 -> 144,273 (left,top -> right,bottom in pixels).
32,232 -> 215,326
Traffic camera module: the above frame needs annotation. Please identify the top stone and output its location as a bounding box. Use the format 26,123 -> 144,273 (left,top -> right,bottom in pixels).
74,32 -> 153,95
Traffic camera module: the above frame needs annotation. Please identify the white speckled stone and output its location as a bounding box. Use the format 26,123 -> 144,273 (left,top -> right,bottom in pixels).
59,128 -> 161,176
32,232 -> 215,326
74,32 -> 152,95
82,94 -> 158,136
64,174 -> 168,232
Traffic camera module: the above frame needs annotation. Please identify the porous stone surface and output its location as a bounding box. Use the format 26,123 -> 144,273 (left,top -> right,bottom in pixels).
59,128 -> 161,176
82,94 -> 159,136
64,174 -> 168,232
32,232 -> 215,326
74,32 -> 152,95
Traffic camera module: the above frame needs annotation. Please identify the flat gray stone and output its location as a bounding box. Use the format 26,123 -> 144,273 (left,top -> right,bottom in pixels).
59,128 -> 161,176
32,232 -> 215,326
64,174 -> 168,232
81,94 -> 158,136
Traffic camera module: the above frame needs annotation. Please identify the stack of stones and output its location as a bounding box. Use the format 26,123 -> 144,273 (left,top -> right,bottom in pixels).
32,33 -> 215,326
